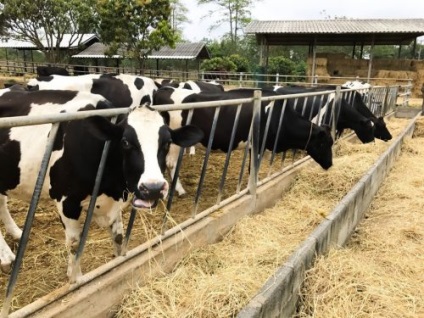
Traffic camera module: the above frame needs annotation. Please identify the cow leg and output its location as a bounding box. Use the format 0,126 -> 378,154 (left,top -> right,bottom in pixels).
0,195 -> 22,240
0,233 -> 15,273
92,195 -> 125,257
188,146 -> 196,156
57,201 -> 83,284
166,144 -> 186,196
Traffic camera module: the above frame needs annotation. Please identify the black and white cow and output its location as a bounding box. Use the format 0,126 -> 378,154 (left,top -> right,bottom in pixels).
0,89 -> 203,282
27,73 -> 159,109
341,80 -> 392,141
154,78 -> 180,88
180,80 -> 225,93
154,86 -> 334,195
273,86 -> 376,143
36,66 -> 70,77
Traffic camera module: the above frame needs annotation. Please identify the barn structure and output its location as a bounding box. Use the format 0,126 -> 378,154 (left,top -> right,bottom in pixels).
71,42 -> 210,78
245,18 -> 424,96
0,34 -> 99,72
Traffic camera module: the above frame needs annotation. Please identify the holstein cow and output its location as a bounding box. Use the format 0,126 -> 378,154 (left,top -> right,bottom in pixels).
154,78 -> 180,88
36,65 -> 70,76
0,89 -> 203,282
341,80 -> 392,141
27,73 -> 159,109
272,86 -> 376,143
180,80 -> 225,93
154,86 -> 334,196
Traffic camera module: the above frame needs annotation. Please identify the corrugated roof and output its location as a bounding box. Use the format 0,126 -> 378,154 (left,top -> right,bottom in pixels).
72,42 -> 211,60
245,19 -> 424,46
0,34 -> 98,49
72,42 -> 124,59
147,42 -> 210,60
245,19 -> 424,34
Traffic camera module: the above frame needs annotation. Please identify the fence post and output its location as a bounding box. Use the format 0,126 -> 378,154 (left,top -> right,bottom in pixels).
275,73 -> 280,86
239,72 -> 243,87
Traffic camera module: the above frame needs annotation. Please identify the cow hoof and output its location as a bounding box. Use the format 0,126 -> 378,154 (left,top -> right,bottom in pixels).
11,229 -> 23,241
0,261 -> 13,274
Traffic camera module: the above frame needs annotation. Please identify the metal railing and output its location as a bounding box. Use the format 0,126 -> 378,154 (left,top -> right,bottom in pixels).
0,83 -> 397,316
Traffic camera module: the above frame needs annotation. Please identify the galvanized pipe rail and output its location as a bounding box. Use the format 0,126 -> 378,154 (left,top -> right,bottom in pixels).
1,85 -> 395,316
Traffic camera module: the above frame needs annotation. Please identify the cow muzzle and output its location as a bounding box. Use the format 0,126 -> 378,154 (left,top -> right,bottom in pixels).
132,181 -> 169,209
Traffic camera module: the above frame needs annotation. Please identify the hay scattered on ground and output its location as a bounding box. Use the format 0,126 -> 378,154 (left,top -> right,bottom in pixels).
296,117 -> 424,318
116,117 -> 413,317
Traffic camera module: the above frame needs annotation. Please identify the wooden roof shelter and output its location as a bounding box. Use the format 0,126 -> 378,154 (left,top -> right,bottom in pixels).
245,18 -> 424,81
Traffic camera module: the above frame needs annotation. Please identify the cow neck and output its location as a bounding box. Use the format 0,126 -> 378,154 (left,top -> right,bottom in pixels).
304,122 -> 313,150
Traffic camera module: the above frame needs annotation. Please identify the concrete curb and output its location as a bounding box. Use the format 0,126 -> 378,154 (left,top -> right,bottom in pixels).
237,112 -> 421,318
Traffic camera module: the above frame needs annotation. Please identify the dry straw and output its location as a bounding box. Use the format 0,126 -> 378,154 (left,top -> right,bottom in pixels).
116,117 -> 416,317
0,116 -> 416,315
296,117 -> 424,318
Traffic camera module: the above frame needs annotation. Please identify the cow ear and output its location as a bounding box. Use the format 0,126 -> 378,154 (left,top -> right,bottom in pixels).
361,119 -> 374,128
84,116 -> 124,141
170,125 -> 204,147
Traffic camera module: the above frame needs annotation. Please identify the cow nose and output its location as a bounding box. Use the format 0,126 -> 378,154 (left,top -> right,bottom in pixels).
140,182 -> 167,199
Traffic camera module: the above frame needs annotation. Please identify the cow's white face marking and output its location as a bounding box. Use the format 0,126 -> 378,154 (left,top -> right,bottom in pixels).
128,107 -> 168,196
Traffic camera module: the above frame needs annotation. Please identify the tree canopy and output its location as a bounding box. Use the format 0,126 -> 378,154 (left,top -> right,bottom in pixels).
0,0 -> 177,65
1,0 -> 97,63
96,0 -> 177,69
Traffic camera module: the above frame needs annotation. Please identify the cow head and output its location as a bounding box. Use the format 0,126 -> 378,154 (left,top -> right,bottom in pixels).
86,106 -> 204,208
305,125 -> 333,170
354,119 -> 375,143
373,117 -> 392,141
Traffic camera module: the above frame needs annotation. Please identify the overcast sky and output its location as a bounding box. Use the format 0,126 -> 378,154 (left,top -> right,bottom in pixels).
179,0 -> 424,42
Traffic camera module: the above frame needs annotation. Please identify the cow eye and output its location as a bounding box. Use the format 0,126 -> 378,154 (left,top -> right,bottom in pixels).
121,138 -> 131,149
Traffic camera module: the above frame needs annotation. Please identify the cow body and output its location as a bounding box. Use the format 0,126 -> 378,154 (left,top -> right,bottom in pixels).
180,80 -> 225,93
27,73 -> 159,109
36,66 -> 69,77
273,86 -> 376,143
154,87 -> 334,195
0,90 -> 203,282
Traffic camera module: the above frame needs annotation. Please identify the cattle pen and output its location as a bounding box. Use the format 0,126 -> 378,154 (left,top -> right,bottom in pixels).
0,83 -> 420,317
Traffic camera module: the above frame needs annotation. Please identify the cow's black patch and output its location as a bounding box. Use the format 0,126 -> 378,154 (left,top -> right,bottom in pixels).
0,139 -> 21,194
134,78 -> 144,90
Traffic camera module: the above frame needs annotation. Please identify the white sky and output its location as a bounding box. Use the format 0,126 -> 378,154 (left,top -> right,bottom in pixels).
179,0 -> 424,42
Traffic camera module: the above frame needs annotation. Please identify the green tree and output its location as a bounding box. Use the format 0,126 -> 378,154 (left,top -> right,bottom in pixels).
1,0 -> 97,63
267,56 -> 296,75
228,54 -> 249,72
200,56 -> 237,72
197,0 -> 257,46
96,0 -> 177,71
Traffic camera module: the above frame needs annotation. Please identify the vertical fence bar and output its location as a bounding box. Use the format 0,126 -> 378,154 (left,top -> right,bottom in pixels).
267,99 -> 288,177
192,107 -> 221,216
1,123 -> 60,318
70,116 -> 117,282
166,109 -> 194,212
216,104 -> 242,204
332,86 -> 342,140
249,90 -> 261,198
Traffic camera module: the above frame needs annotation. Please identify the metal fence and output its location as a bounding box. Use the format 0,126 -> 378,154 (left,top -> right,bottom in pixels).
0,82 -> 399,316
